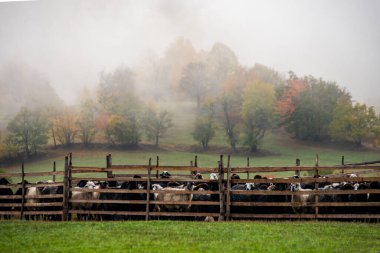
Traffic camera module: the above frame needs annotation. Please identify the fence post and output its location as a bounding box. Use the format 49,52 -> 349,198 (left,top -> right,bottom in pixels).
226,155 -> 231,221
20,163 -> 26,220
145,158 -> 152,221
52,161 -> 56,182
314,154 -> 319,219
63,156 -> 69,221
246,157 -> 250,179
69,153 -> 72,167
156,156 -> 159,179
218,155 -> 225,221
295,159 -> 300,177
68,156 -> 73,221
106,154 -> 113,178
341,155 -> 345,174
194,155 -> 198,167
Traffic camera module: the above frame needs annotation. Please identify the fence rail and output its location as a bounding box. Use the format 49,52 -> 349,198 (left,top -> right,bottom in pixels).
1,154 -> 379,221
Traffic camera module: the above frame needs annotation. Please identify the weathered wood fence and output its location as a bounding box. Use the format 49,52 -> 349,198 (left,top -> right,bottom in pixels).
1,154 -> 380,221
0,162 -> 64,219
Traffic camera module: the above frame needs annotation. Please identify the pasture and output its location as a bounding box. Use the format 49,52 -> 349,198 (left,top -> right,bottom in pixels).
0,221 -> 379,253
1,136 -> 380,178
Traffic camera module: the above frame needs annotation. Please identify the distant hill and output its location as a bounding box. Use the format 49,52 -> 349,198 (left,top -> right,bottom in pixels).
0,62 -> 62,129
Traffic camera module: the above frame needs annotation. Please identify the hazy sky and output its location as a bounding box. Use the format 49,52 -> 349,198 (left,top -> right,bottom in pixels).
0,0 -> 379,107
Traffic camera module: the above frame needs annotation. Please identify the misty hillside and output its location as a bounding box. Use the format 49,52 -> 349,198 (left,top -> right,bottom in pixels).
0,62 -> 62,128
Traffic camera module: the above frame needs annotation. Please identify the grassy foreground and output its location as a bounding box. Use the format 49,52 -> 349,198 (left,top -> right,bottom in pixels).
0,221 -> 379,253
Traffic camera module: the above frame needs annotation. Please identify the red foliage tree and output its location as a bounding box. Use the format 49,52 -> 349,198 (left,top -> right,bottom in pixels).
276,79 -> 306,119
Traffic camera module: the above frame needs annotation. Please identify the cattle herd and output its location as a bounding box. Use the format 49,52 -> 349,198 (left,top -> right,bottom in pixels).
0,171 -> 380,221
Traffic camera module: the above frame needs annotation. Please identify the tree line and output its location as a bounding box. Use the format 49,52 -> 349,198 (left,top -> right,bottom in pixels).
1,37 -> 379,160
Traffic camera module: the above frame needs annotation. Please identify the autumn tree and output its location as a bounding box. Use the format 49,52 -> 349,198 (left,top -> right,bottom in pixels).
51,106 -> 78,146
142,107 -> 173,148
241,82 -> 275,152
105,115 -> 140,147
275,78 -> 307,125
161,37 -> 197,91
180,61 -> 210,108
329,100 -> 380,146
6,107 -> 48,157
247,64 -> 287,98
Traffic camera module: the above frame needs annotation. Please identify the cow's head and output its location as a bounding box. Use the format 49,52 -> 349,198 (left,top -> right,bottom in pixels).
160,171 -> 171,179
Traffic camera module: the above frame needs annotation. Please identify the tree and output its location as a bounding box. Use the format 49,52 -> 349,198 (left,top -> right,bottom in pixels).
0,62 -> 62,129
206,42 -> 239,90
241,82 -> 275,152
97,66 -> 141,116
6,107 -> 48,157
283,76 -> 350,141
76,97 -> 98,146
142,107 -> 173,148
217,67 -> 247,152
180,61 -> 210,108
275,78 -> 307,124
192,103 -> 216,151
329,100 -> 380,146
247,64 -> 287,98
51,106 -> 78,146
135,52 -> 171,101
105,115 -> 140,147
161,37 -> 197,91
192,118 -> 215,151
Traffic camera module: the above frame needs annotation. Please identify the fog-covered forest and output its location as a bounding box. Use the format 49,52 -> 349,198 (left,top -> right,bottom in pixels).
0,0 -> 379,162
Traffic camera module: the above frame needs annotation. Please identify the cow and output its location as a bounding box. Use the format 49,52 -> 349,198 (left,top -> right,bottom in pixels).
0,178 -> 13,220
40,182 -> 64,221
368,181 -> 380,214
71,181 -> 100,220
290,183 -> 314,214
25,182 -> 45,220
231,183 -> 257,215
191,181 -> 219,221
253,183 -> 290,214
152,182 -> 193,213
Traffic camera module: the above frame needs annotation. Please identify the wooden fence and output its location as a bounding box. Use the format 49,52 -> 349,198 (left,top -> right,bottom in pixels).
1,154 -> 380,221
0,162 -> 64,220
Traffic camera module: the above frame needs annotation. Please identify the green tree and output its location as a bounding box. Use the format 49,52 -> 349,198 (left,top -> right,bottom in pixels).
180,61 -> 210,108
105,115 -> 140,147
6,107 -> 48,157
192,103 -> 216,151
284,76 -> 350,141
142,108 -> 173,148
76,98 -> 98,146
97,66 -> 141,116
217,68 -> 247,152
241,82 -> 275,152
329,100 -> 380,146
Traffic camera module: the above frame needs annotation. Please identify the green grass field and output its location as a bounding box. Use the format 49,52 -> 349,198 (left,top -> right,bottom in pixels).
0,221 -> 379,253
1,132 -> 379,183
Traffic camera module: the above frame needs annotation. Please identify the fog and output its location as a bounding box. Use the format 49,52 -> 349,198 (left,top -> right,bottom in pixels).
0,0 -> 379,108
